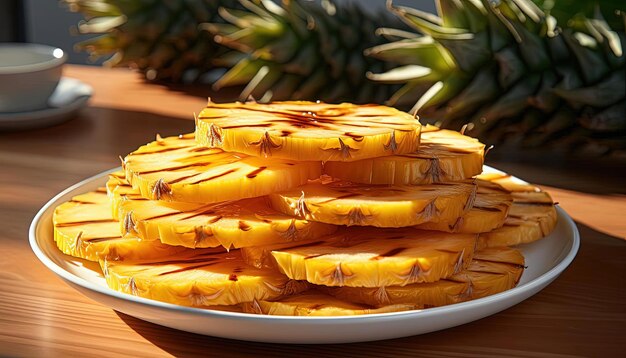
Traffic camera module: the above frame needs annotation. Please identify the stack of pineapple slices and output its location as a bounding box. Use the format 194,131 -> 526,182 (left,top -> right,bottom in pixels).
53,101 -> 557,316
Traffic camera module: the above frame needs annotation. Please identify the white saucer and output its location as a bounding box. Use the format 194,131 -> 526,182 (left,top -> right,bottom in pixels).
29,166 -> 580,344
0,77 -> 92,131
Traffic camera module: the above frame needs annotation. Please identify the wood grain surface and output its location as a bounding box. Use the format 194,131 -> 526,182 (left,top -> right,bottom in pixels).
0,65 -> 624,357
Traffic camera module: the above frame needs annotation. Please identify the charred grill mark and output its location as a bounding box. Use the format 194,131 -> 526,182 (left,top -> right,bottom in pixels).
513,201 -> 554,206
83,235 -> 124,243
343,132 -> 364,141
317,192 -> 362,204
142,211 -> 183,221
150,255 -> 221,266
473,206 -> 504,212
233,267 -> 244,273
238,221 -> 252,231
136,161 -> 214,175
157,262 -> 220,276
186,169 -> 238,185
246,166 -> 267,179
474,258 -> 525,268
371,247 -> 407,260
189,147 -> 213,153
55,219 -> 117,227
303,253 -> 326,260
68,199 -> 98,204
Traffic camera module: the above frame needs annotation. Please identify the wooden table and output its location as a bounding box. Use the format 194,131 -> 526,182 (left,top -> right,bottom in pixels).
1,65 -> 624,357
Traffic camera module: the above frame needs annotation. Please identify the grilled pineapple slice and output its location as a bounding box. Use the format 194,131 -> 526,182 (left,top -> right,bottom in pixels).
476,173 -> 557,248
195,101 -> 421,162
478,191 -> 557,248
123,134 -> 321,203
107,173 -> 337,249
242,291 -> 417,316
326,247 -> 524,307
102,250 -> 309,306
53,190 -> 185,261
269,179 -> 476,227
416,179 -> 512,233
242,228 -> 476,287
324,126 -> 484,184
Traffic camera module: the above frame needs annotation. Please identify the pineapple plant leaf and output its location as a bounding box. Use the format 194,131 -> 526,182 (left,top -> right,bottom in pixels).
62,0 -> 239,83
367,0 -> 626,155
200,0 -> 406,103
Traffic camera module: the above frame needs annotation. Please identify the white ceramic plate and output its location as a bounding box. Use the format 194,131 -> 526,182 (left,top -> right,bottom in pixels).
0,77 -> 92,131
30,167 -> 579,344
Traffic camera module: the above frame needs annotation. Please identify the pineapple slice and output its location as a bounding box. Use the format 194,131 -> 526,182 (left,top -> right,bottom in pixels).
53,190 -> 185,261
106,171 -> 143,217
478,191 -> 557,248
416,179 -> 512,233
123,134 -> 321,204
241,228 -> 476,287
475,173 -> 557,248
102,249 -> 309,306
107,173 -> 338,249
242,291 -> 417,316
324,126 -> 484,184
269,179 -> 476,227
195,101 -> 421,162
326,247 -> 524,307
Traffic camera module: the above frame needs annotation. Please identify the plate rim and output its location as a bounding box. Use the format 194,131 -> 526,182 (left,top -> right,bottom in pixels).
29,166 -> 580,322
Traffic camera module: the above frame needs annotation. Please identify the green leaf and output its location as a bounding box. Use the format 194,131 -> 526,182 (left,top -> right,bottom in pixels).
494,46 -> 526,88
528,71 -> 561,112
412,72 -> 467,114
580,101 -> 626,131
445,65 -> 500,119
364,37 -> 455,73
562,30 -> 610,84
553,70 -> 626,107
438,31 -> 491,73
470,73 -> 541,134
212,57 -> 264,90
239,65 -> 282,101
436,0 -> 469,30
366,65 -> 437,83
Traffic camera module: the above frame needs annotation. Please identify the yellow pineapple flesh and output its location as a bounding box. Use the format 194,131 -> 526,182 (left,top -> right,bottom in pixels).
476,173 -> 557,248
53,190 -> 185,261
324,126 -> 484,184
242,291 -> 417,316
416,179 -> 512,233
102,249 -> 309,306
107,173 -> 338,249
241,228 -> 476,287
269,179 -> 476,227
123,134 -> 322,204
195,101 -> 421,162
326,247 -> 524,307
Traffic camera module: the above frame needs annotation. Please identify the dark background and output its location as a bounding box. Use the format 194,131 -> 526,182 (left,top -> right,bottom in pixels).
0,0 -> 436,65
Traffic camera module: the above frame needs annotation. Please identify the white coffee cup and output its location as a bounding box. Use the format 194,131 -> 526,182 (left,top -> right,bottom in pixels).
0,43 -> 67,113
